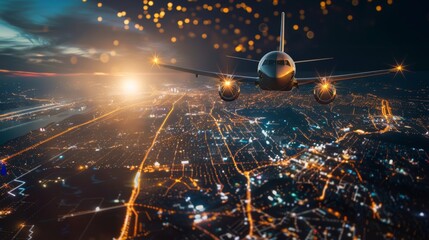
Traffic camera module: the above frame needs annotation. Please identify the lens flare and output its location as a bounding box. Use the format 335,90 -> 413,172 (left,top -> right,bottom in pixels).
224,80 -> 232,87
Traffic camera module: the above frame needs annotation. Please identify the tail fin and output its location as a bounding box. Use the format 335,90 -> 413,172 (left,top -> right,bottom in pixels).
279,12 -> 285,52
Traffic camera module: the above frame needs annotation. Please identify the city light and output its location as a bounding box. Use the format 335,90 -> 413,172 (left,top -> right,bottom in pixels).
0,1 -> 424,239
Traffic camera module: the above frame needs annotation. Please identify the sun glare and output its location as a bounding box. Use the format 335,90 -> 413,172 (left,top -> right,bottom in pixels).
122,78 -> 140,95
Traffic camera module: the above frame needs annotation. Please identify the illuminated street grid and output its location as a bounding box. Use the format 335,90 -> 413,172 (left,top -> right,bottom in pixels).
0,79 -> 428,239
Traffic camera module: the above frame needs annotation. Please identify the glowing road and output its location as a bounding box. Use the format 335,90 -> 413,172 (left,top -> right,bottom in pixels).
118,94 -> 185,240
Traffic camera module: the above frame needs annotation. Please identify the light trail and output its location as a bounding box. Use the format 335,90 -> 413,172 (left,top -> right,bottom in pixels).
11,224 -> 25,240
1,106 -> 128,164
1,165 -> 41,190
7,179 -> 26,197
59,204 -> 127,220
118,95 -> 185,240
27,225 -> 34,240
12,92 -> 54,103
1,103 -> 73,120
1,164 -> 41,198
0,103 -> 60,120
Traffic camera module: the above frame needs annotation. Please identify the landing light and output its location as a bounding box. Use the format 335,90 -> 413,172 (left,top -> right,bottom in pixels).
396,65 -> 403,72
151,54 -> 160,66
322,83 -> 329,90
224,80 -> 232,87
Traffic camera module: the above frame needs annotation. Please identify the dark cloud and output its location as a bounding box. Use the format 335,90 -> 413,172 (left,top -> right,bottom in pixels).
0,0 -> 170,75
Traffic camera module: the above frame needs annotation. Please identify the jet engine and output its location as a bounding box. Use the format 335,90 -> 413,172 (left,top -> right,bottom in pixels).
313,82 -> 336,104
218,80 -> 240,101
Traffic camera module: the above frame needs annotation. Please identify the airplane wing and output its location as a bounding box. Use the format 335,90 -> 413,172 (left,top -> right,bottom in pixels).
295,68 -> 399,86
294,57 -> 333,64
225,55 -> 333,64
158,63 -> 259,83
226,55 -> 259,63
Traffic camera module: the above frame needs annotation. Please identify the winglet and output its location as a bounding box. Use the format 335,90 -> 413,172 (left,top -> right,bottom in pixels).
279,12 -> 285,52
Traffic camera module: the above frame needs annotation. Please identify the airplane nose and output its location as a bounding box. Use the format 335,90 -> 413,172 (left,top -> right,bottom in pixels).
259,67 -> 295,91
277,67 -> 292,79
263,69 -> 276,79
260,66 -> 293,80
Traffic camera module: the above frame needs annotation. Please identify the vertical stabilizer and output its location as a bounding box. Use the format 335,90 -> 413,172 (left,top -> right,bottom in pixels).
279,12 -> 285,52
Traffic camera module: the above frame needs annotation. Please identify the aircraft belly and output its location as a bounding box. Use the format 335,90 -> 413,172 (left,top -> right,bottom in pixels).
259,72 -> 294,91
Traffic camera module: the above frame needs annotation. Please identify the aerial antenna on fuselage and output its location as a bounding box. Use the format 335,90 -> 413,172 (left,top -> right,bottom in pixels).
279,12 -> 285,52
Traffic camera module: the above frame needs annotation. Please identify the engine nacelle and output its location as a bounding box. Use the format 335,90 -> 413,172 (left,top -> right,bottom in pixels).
218,80 -> 240,101
313,82 -> 336,104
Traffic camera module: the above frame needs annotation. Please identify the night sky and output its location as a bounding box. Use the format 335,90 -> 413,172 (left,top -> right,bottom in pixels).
0,0 -> 428,79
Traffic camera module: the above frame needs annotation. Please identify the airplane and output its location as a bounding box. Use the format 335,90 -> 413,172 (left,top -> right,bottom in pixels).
154,12 -> 403,103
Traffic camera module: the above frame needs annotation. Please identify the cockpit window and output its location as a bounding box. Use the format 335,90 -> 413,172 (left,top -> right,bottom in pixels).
263,60 -> 276,65
279,60 -> 291,66
263,59 -> 290,66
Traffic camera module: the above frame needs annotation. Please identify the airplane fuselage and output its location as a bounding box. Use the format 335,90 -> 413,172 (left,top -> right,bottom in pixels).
257,51 -> 297,91
157,11 -> 401,103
